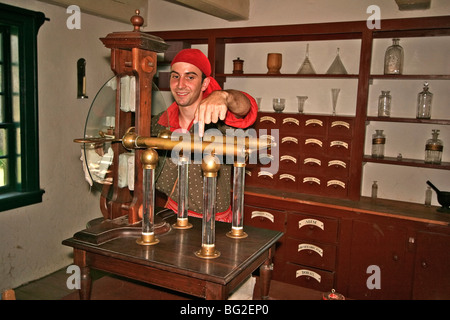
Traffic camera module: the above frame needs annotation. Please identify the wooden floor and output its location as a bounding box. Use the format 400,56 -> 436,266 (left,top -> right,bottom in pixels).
12,266 -> 324,300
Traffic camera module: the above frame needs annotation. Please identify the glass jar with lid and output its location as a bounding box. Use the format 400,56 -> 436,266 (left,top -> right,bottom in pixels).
378,91 -> 391,117
384,38 -> 404,75
425,129 -> 443,164
371,130 -> 386,158
417,82 -> 433,119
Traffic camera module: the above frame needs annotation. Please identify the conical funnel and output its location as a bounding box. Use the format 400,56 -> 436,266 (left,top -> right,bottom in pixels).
297,44 -> 316,74
327,48 -> 348,75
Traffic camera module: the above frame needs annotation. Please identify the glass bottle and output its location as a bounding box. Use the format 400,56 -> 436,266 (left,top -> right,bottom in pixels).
425,186 -> 432,207
377,91 -> 391,117
371,130 -> 386,158
425,129 -> 443,164
371,181 -> 378,199
384,38 -> 404,75
416,82 -> 433,119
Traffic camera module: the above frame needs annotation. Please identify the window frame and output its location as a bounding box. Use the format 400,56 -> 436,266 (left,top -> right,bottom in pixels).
0,3 -> 46,212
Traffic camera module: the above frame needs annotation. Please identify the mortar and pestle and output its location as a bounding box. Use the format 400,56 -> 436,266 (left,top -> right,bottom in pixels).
426,180 -> 450,213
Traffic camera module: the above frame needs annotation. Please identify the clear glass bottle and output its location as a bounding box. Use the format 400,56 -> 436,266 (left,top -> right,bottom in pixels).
372,130 -> 386,158
425,186 -> 432,207
416,82 -> 433,119
384,38 -> 404,75
425,129 -> 443,164
378,91 -> 391,117
371,181 -> 378,199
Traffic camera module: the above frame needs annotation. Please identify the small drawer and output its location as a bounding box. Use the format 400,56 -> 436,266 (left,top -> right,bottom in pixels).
277,172 -> 299,192
244,205 -> 286,232
326,158 -> 350,179
302,116 -> 328,136
300,136 -> 325,156
280,135 -> 301,155
286,213 -> 339,243
328,118 -> 354,138
279,154 -> 300,172
280,115 -> 302,134
255,113 -> 279,131
324,178 -> 348,198
283,262 -> 335,291
298,174 -> 323,195
300,155 -> 326,175
326,138 -> 351,158
286,238 -> 337,270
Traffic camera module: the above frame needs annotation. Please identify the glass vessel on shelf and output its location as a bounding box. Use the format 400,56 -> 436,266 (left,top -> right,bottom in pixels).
384,38 -> 404,75
377,91 -> 391,117
425,129 -> 443,164
331,88 -> 340,116
416,82 -> 433,119
273,98 -> 285,113
326,48 -> 348,75
297,43 -> 316,74
371,130 -> 386,158
296,96 -> 308,114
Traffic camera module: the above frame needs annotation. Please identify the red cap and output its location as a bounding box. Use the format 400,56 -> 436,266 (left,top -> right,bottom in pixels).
171,48 -> 211,76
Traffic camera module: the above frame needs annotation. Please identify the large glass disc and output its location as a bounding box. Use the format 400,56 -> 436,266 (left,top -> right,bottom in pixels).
81,75 -> 168,199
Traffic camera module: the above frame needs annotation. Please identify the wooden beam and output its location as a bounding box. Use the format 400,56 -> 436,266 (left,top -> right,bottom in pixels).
394,0 -> 431,10
165,0 -> 249,21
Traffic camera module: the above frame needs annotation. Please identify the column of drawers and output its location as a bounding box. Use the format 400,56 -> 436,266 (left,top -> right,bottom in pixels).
282,212 -> 339,291
246,112 -> 354,199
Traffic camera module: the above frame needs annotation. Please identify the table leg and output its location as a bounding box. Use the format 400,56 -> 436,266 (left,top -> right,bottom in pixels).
74,248 -> 92,300
259,259 -> 274,300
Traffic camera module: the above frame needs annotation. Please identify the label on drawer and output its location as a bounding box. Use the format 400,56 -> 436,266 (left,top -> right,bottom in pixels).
331,120 -> 350,129
303,177 -> 321,185
251,211 -> 275,223
330,140 -> 349,149
328,160 -> 346,168
327,180 -> 346,188
281,155 -> 297,163
305,138 -> 323,147
260,116 -> 276,124
298,218 -> 324,230
304,158 -> 321,166
280,173 -> 296,182
295,269 -> 322,283
282,136 -> 298,144
305,119 -> 323,127
298,243 -> 323,257
258,171 -> 274,178
282,117 -> 300,126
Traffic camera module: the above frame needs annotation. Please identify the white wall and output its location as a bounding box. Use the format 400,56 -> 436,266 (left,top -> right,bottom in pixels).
0,0 -> 129,292
1,0 -> 449,293
148,0 -> 450,206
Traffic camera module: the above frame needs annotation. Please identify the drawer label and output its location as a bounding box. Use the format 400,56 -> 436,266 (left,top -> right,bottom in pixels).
280,173 -> 296,182
298,218 -> 324,230
282,136 -> 298,144
303,177 -> 321,185
330,140 -> 349,149
305,119 -> 323,127
328,160 -> 346,168
251,211 -> 275,223
295,269 -> 322,283
258,171 -> 274,178
331,120 -> 350,129
245,170 -> 251,176
281,155 -> 297,163
327,180 -> 346,188
298,243 -> 324,257
304,158 -> 321,166
305,138 -> 323,147
282,118 -> 300,126
260,116 -> 276,124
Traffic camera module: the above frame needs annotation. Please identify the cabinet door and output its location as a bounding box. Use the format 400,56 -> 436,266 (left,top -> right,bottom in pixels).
413,232 -> 450,300
347,220 -> 413,300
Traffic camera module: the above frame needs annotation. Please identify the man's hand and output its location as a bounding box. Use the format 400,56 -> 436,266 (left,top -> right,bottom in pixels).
194,90 -> 229,137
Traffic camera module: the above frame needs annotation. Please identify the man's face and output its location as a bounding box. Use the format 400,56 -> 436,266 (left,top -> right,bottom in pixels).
169,62 -> 208,108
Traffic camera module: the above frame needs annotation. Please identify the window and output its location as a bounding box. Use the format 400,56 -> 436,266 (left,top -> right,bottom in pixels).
0,3 -> 46,212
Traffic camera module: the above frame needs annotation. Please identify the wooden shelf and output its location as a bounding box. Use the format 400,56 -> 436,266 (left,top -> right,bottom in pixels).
370,74 -> 450,80
366,117 -> 450,125
217,73 -> 359,79
363,155 -> 450,170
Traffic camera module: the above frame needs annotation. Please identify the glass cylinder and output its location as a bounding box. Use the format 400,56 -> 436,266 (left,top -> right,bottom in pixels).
378,91 -> 391,117
297,96 -> 308,114
227,162 -> 248,239
137,149 -> 159,245
425,129 -> 443,164
196,155 -> 220,259
371,130 -> 386,158
416,82 -> 433,119
384,38 -> 404,75
173,155 -> 192,229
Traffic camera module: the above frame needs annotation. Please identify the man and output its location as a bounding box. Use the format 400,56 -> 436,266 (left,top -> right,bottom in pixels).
152,48 -> 258,222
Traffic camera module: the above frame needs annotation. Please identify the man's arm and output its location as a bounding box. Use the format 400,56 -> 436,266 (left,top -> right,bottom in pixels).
194,89 -> 254,137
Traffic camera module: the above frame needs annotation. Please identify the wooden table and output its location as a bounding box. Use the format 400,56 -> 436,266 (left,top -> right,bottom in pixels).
62,211 -> 283,300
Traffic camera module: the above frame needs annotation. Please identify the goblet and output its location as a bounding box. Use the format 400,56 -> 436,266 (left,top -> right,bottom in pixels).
273,98 -> 285,113
331,88 -> 340,116
296,96 -> 308,114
